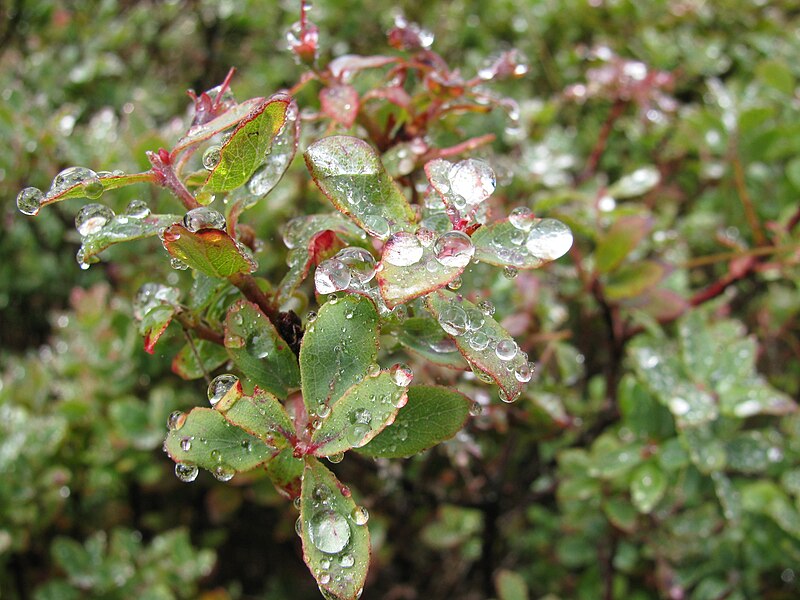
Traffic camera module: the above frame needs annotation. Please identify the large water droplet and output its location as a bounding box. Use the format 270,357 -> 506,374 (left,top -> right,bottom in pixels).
477,299 -> 495,316
525,218 -> 573,261
361,214 -> 391,239
467,330 -> 490,351
350,408 -> 372,425
309,510 -> 351,554
438,305 -> 468,336
340,554 -> 355,568
183,207 -> 226,232
390,363 -> 414,386
315,259 -> 352,295
167,410 -> 186,431
175,462 -> 199,482
383,232 -> 424,266
448,159 -> 496,205
515,362 -> 534,383
208,374 -> 238,406
336,247 -> 376,284
125,199 -> 151,218
346,423 -> 371,447
75,203 -> 115,237
495,339 -> 518,361
202,145 -> 222,170
433,231 -> 475,268
17,187 -> 44,215
51,167 -> 99,194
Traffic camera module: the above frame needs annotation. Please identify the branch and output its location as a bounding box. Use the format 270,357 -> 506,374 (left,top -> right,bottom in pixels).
578,99 -> 627,184
173,311 -> 224,345
147,148 -> 200,210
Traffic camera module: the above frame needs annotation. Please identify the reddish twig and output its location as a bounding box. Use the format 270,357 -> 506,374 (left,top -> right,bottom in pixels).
578,99 -> 627,183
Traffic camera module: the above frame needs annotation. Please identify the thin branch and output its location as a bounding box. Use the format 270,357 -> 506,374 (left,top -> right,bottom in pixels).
578,99 -> 627,184
173,311 -> 224,345
731,150 -> 766,246
420,134 -> 496,163
147,149 -> 200,210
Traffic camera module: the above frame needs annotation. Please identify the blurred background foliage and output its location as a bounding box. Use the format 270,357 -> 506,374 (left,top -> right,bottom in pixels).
2,0 -> 800,598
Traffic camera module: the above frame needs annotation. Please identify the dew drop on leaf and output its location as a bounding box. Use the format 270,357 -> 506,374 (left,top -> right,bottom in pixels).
170,257 -> 189,270
180,436 -> 193,451
503,266 -> 519,279
438,304 -> 468,336
315,259 -> 352,295
202,145 -> 222,170
75,203 -> 115,237
309,510 -> 351,554
167,410 -> 186,431
477,299 -> 495,316
467,330 -> 490,351
515,362 -> 534,383
509,206 -> 534,231
383,232 -> 424,266
207,374 -> 238,406
51,166 -> 99,194
335,247 -> 376,284
16,187 -> 44,215
448,158 -> 496,205
175,462 -> 199,482
389,363 -> 414,387
433,230 -> 475,268
350,505 -> 369,526
183,206 -> 226,232
495,339 -> 518,361
125,199 -> 151,218
525,218 -> 573,261
327,452 -> 344,464
213,463 -> 235,482
339,553 -> 355,568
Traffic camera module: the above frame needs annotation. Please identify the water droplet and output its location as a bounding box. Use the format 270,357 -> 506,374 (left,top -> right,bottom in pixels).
309,510 -> 351,554
170,257 -> 189,270
469,401 -> 483,416
211,449 -> 222,462
433,230 -> 475,268
515,362 -> 534,383
247,334 -> 271,358
183,207 -> 226,232
318,404 -> 331,418
213,463 -> 235,482
327,452 -> 344,464
438,305 -> 468,336
315,259 -> 352,295
448,159 -> 496,205
319,572 -> 331,585
416,227 -> 437,247
346,423 -> 371,447
361,214 -> 391,239
313,484 -> 332,503
175,462 -> 199,482
503,266 -> 519,279
335,247 -> 376,284
525,218 -> 573,261
390,363 -> 414,386
202,145 -> 222,170
75,203 -> 115,237
167,410 -> 186,431
350,505 -> 369,526
295,516 -> 303,536
339,553 -> 355,568
351,408 -> 372,425
467,331 -> 490,351
51,166 -> 99,194
208,374 -> 238,406
125,199 -> 151,218
495,339 -> 518,361
241,439 -> 253,452
180,436 -> 193,451
383,232 -> 424,266
499,389 -> 519,403
83,178 -> 104,199
307,311 -> 318,323
509,206 -> 534,231
477,300 -> 495,316
17,187 -> 44,215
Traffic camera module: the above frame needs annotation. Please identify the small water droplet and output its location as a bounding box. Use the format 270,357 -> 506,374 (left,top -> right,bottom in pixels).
175,462 -> 198,482
447,276 -> 462,290
183,206 -> 226,232
340,553 -> 355,568
515,362 -> 534,383
351,505 -> 369,526
16,187 -> 44,215
208,374 -> 238,406
467,330 -> 490,351
336,247 -> 376,284
170,257 -> 189,270
180,436 -> 193,451
383,232 -> 424,266
438,305 -> 468,336
167,410 -> 186,431
125,199 -> 151,218
509,206 -> 534,231
525,218 -> 573,261
327,452 -> 344,464
503,266 -> 519,279
469,401 -> 483,416
75,203 -> 115,237
202,145 -> 222,170
213,463 -> 235,482
495,339 -> 518,361
477,300 -> 495,316
390,363 -> 414,386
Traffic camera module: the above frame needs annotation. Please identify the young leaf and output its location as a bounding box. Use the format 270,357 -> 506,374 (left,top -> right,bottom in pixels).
629,461 -> 667,514
305,135 -> 416,240
138,305 -> 175,355
311,371 -> 407,457
79,213 -> 179,264
161,224 -> 257,278
300,294 -> 379,418
320,84 -> 360,128
265,448 -> 305,499
203,95 -> 292,193
165,407 -> 274,476
425,290 -> 526,402
220,388 -> 296,448
608,166 -> 660,198
603,260 -> 665,301
357,385 -> 470,458
495,569 -> 529,600
594,215 -> 652,274
224,300 -> 300,399
299,457 -> 369,600
472,218 -> 573,269
39,171 -> 156,209
172,97 -> 266,156
172,340 -> 229,380
397,318 -> 467,370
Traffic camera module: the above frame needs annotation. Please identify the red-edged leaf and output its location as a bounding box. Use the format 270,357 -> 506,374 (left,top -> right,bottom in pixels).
39,171 -> 156,209
327,54 -> 396,81
172,97 -> 266,157
377,243 -> 465,308
162,224 -> 257,278
320,84 -> 360,128
140,305 -> 175,354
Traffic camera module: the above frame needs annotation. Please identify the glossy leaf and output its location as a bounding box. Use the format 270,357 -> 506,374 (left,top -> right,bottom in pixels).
203,95 -> 292,193
311,371 -> 406,457
300,294 -> 379,418
377,244 -> 465,308
594,215 -> 652,274
39,171 -> 156,208
161,224 -> 257,278
172,97 -> 266,156
396,317 -> 467,370
223,300 -> 300,399
164,407 -> 274,475
320,84 -> 360,128
630,461 -> 667,513
138,305 -> 175,354
220,388 -> 295,449
264,448 -> 305,499
357,385 -> 470,458
603,260 -> 665,301
305,135 -> 416,240
171,340 -> 229,380
426,290 -> 525,401
299,457 -> 369,600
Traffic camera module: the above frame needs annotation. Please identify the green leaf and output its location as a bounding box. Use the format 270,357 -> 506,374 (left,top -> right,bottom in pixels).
396,317 -> 467,370
741,480 -> 800,539
357,385 -> 470,458
277,214 -> 366,305
629,461 -> 667,514
608,166 -> 660,198
681,425 -> 727,474
425,290 -> 526,401
718,377 -> 797,418
471,218 -> 573,269
224,300 -> 300,399
594,215 -> 652,274
755,59 -> 795,94
79,213 -> 179,263
264,448 -> 305,499
203,95 -> 292,193
161,224 -> 257,278
39,171 -> 156,208
299,457 -> 369,600
220,387 -> 295,449
604,261 -> 665,301
711,471 -> 742,521
171,340 -> 229,380
377,242 -> 465,307
300,294 -> 379,417
164,407 -> 275,476
172,97 -> 267,156
138,304 -> 175,354
305,135 -> 416,240
496,569 -> 529,600
311,372 -> 407,457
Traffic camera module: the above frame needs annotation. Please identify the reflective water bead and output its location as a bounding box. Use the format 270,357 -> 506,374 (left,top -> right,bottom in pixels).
525,218 -> 573,261
125,199 -> 151,218
448,159 -> 496,205
16,187 -> 44,215
383,232 -> 424,266
52,166 -> 99,193
83,178 -> 104,199
175,462 -> 199,482
464,308 -> 485,331
469,401 -> 483,416
346,423 -> 370,446
335,247 -> 376,284
247,333 -> 271,358
208,374 -> 239,406
167,410 -> 186,431
503,266 -> 519,279
340,554 -> 355,568
467,330 -> 490,351
447,276 -> 462,291
327,452 -> 344,464
351,408 -> 372,425
183,206 -> 226,232
438,304 -> 468,336
390,363 -> 414,386
515,362 -> 534,383
75,203 -> 115,237
317,404 -> 331,418
415,227 -> 437,247
477,299 -> 495,316
361,214 -> 391,239
170,257 -> 189,270
202,145 -> 222,170
310,510 -> 351,554
495,339 -> 518,361
351,505 -> 369,526
213,463 -> 235,482
509,206 -> 535,231
433,230 -> 475,268
315,259 -> 352,295
180,436 -> 193,451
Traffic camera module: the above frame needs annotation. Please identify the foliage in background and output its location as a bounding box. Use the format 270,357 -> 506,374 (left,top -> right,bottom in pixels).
2,1 -> 800,599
